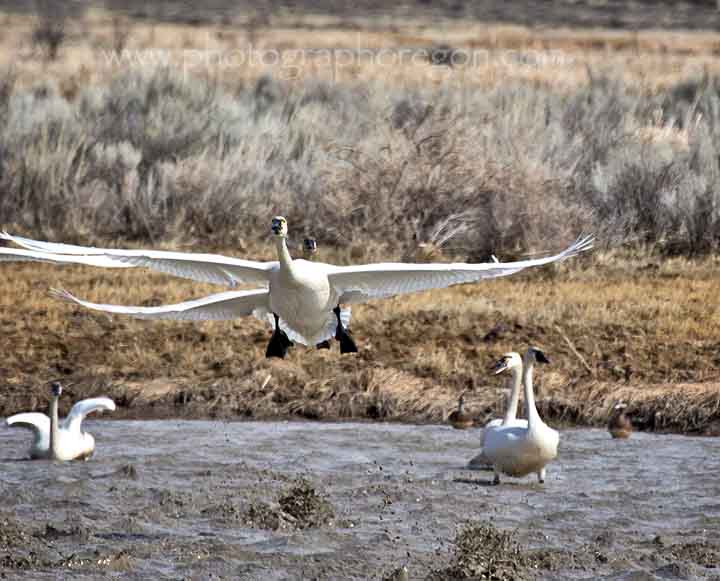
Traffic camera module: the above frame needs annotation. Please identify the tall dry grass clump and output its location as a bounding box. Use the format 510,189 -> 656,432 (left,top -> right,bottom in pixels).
0,67 -> 719,257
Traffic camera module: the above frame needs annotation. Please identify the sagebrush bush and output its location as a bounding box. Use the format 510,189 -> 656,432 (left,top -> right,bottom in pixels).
1,66 -> 719,257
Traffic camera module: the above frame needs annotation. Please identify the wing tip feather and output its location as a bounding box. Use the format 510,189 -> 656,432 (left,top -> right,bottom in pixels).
49,287 -> 77,304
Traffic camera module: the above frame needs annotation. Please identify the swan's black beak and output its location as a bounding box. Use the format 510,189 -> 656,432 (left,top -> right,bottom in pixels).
271,216 -> 287,236
50,381 -> 63,396
491,357 -> 509,375
303,238 -> 317,254
535,349 -> 550,364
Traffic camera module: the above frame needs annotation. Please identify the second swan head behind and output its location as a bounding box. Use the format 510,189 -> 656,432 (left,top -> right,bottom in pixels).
51,381 -> 63,397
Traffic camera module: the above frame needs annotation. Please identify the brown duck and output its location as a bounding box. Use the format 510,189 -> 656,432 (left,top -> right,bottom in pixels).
448,394 -> 473,429
608,402 -> 632,439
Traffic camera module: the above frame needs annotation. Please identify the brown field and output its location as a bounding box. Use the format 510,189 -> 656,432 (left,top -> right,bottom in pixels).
2,245 -> 719,434
2,6 -> 720,93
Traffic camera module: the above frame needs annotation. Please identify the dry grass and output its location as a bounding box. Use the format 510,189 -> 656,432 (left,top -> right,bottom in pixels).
1,248 -> 719,433
1,9 -> 720,92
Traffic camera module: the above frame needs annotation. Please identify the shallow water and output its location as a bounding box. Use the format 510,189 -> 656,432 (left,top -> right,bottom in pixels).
1,420 -> 719,580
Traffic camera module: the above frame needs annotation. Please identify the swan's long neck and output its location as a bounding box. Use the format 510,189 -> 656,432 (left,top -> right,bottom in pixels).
49,394 -> 61,460
522,353 -> 541,429
502,366 -> 522,424
274,236 -> 297,281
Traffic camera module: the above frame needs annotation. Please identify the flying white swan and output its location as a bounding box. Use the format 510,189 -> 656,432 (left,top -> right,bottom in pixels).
2,219 -> 593,358
6,382 -> 116,461
301,237 -> 341,351
302,238 -> 318,259
468,351 -> 526,469
482,347 -> 559,484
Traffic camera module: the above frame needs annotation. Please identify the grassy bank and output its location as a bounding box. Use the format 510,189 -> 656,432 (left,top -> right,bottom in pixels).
1,249 -> 719,434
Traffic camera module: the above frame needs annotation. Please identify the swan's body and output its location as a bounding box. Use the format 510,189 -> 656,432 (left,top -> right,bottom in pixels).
6,382 -> 115,461
448,394 -> 473,429
2,222 -> 592,356
468,352 -> 526,469
482,348 -> 559,484
608,402 -> 632,439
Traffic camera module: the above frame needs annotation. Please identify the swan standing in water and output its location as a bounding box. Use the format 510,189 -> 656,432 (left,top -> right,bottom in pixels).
608,402 -> 632,438
483,347 -> 559,484
6,382 -> 116,461
448,393 -> 473,429
468,351 -> 526,469
2,219 -> 592,358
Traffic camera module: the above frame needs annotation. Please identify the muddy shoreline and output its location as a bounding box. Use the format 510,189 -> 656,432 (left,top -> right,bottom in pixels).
1,421 -> 719,580
2,375 -> 719,437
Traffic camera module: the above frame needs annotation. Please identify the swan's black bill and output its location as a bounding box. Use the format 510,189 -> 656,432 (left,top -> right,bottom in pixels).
534,349 -> 550,364
491,357 -> 510,374
51,382 -> 63,396
303,238 -> 318,254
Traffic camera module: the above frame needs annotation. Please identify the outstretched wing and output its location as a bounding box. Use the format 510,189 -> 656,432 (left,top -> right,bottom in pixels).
0,247 -> 133,268
6,412 -> 50,435
1,232 -> 276,287
51,288 -> 270,321
328,235 -> 593,304
63,398 -> 116,434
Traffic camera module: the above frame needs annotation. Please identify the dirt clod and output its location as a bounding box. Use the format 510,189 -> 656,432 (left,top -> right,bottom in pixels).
430,522 -> 530,580
277,479 -> 334,530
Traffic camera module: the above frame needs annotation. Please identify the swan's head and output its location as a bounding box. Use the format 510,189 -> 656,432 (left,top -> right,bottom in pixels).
303,237 -> 318,256
50,381 -> 63,397
491,352 -> 522,375
527,346 -> 550,365
271,216 -> 288,238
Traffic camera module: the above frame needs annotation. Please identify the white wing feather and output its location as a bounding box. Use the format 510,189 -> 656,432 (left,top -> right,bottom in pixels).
0,247 -> 134,268
1,232 -> 275,287
63,398 -> 116,434
50,288 -> 270,321
6,412 -> 50,435
329,235 -> 593,304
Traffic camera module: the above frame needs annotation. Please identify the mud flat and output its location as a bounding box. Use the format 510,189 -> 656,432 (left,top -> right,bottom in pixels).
1,421 -> 718,580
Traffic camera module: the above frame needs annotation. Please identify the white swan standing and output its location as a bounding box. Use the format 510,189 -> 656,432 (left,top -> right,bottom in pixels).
468,351 -> 526,469
6,382 -> 116,461
482,347 -> 559,484
1,219 -> 593,358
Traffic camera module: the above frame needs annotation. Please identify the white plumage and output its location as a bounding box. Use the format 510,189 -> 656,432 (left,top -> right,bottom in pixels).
468,351 -> 527,469
6,383 -> 115,461
1,221 -> 593,350
482,348 -> 559,484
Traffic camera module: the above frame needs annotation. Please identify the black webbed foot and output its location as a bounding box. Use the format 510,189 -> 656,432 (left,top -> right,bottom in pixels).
266,313 -> 294,359
333,306 -> 358,354
316,340 -> 331,350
